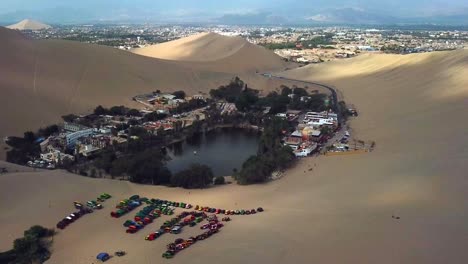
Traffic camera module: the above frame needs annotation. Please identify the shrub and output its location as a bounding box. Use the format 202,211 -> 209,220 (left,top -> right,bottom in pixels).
171,164 -> 214,189
214,176 -> 225,185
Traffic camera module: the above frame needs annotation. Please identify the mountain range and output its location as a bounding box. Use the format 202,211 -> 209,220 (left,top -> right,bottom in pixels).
0,6 -> 467,25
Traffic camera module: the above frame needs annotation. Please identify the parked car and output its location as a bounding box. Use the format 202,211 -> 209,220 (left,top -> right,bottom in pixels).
171,226 -> 182,234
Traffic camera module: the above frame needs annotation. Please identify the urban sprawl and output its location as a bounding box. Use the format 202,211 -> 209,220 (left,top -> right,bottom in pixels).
24,25 -> 467,64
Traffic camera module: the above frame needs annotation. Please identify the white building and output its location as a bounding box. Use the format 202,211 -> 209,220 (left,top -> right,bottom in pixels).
66,129 -> 94,148
64,122 -> 89,132
40,149 -> 75,164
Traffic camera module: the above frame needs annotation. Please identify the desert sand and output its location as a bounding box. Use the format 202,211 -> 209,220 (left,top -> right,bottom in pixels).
132,32 -> 248,61
131,32 -> 291,73
0,28 -> 289,157
0,49 -> 467,263
6,19 -> 51,30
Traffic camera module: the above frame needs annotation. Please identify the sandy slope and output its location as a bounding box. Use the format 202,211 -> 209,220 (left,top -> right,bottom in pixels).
0,50 -> 467,264
132,32 -> 289,72
6,19 -> 51,30
0,28 -> 286,152
132,32 -> 247,61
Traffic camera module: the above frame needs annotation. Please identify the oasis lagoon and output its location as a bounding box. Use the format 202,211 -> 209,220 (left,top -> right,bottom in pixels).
166,128 -> 260,177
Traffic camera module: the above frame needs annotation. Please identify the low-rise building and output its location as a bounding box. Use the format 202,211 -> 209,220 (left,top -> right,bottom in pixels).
64,122 -> 90,132
40,149 -> 75,164
66,128 -> 94,148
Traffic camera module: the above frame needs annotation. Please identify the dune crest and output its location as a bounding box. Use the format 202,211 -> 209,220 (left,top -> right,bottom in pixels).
132,32 -> 249,61
132,32 -> 274,62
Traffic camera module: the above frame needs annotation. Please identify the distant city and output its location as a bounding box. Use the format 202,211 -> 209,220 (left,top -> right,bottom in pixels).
23,24 -> 467,64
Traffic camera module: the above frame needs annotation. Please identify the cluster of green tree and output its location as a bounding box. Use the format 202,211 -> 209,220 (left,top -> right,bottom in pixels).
289,93 -> 329,112
209,77 -> 247,101
235,118 -> 295,184
301,34 -> 335,48
143,112 -> 168,122
94,105 -> 142,117
261,42 -> 297,50
96,40 -> 126,47
210,80 -> 329,115
337,101 -> 351,121
94,147 -> 214,188
209,77 -> 260,112
261,33 -> 334,50
172,90 -> 186,99
6,124 -> 67,165
214,176 -> 225,185
94,148 -> 171,184
257,86 -> 329,114
170,99 -> 208,114
380,44 -> 406,53
0,225 -> 54,264
36,125 -> 59,138
6,132 -> 41,164
63,36 -> 94,42
61,113 -> 104,128
171,164 -> 214,189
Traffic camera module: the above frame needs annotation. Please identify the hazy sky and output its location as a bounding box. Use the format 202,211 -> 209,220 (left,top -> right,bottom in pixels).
0,0 -> 466,23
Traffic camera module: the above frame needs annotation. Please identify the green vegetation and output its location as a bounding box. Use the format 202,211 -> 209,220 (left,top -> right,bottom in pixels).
214,176 -> 225,185
143,112 -> 168,122
171,164 -> 214,189
210,77 -> 248,102
262,34 -> 335,50
61,114 -> 79,123
209,77 -> 260,112
170,99 -> 208,114
94,105 -> 142,117
172,90 -> 186,99
380,44 -> 403,53
257,86 -> 330,114
6,132 -> 40,164
95,148 -> 171,184
210,79 -> 330,114
36,125 -> 59,138
0,225 -> 54,264
261,42 -> 297,50
301,34 -> 335,48
337,100 -> 351,121
235,118 -> 295,184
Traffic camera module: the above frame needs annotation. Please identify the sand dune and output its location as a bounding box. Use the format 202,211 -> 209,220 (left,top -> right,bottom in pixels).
132,32 -> 247,61
0,28 -> 287,149
132,32 -> 289,72
0,50 -> 467,263
6,19 -> 51,30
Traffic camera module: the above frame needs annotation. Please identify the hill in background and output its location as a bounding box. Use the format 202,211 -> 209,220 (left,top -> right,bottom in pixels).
132,32 -> 288,72
6,19 -> 51,30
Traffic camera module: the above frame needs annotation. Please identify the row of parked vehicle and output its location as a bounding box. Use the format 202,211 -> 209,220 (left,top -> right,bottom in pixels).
162,215 -> 225,259
145,211 -> 208,241
57,193 -> 112,230
56,209 -> 91,229
110,195 -> 142,218
123,201 -> 179,233
194,205 -> 264,215
128,196 -> 265,217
